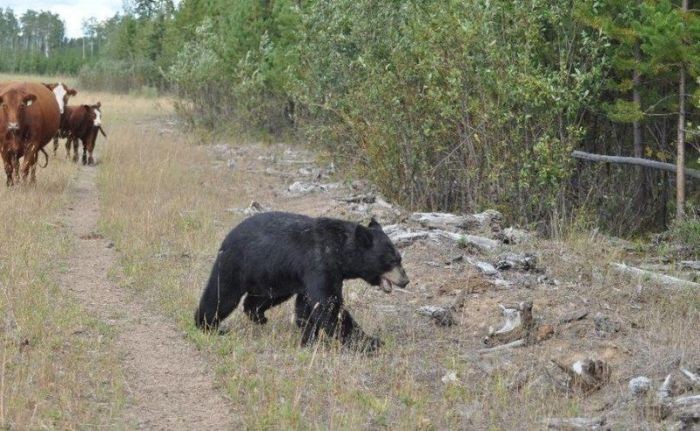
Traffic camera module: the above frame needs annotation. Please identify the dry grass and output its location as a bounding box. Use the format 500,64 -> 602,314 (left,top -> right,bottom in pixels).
0,72 -> 125,429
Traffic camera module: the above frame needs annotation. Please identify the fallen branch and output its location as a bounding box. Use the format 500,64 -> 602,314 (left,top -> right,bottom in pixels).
477,338 -> 526,354
681,369 -> 700,388
572,150 -> 700,180
680,261 -> 700,271
674,395 -> 700,408
410,209 -> 502,232
610,263 -> 700,289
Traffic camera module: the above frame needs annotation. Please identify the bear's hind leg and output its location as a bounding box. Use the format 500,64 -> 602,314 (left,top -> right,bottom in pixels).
243,294 -> 293,324
194,269 -> 245,331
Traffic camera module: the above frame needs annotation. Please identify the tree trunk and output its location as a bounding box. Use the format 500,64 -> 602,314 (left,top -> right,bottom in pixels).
633,42 -> 642,158
676,0 -> 688,220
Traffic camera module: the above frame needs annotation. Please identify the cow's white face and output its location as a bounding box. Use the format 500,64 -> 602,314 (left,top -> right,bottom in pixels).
52,83 -> 67,114
93,107 -> 102,126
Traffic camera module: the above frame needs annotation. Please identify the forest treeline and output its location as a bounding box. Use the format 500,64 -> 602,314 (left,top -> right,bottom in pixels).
1,0 -> 699,236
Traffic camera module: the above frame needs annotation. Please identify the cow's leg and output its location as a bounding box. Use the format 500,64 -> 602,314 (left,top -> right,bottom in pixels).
88,144 -> 95,166
3,155 -> 13,186
82,145 -> 87,165
11,156 -> 19,185
20,147 -> 37,183
65,137 -> 72,159
53,135 -> 59,155
72,138 -> 79,163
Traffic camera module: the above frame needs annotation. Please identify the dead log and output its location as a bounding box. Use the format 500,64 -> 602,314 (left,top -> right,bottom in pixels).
410,209 -> 503,232
477,338 -> 527,354
482,301 -> 534,346
681,369 -> 700,388
571,150 -> 700,180
680,261 -> 700,271
610,263 -> 700,289
435,231 -> 499,251
385,225 -> 499,251
674,395 -> 700,408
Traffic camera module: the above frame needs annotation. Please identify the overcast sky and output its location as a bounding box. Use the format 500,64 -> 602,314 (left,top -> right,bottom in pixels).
2,0 -> 126,38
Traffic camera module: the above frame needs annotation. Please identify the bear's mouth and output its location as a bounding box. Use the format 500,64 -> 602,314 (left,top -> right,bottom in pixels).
378,266 -> 410,294
380,277 -> 394,293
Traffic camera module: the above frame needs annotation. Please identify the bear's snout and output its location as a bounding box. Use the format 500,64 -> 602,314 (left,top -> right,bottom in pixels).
380,265 -> 410,292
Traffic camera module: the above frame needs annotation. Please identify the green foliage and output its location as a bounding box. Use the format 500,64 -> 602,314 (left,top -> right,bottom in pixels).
286,0 -> 606,225
669,214 -> 700,254
3,0 -> 697,234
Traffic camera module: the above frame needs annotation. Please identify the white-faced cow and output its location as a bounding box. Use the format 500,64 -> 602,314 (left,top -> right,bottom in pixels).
62,102 -> 106,165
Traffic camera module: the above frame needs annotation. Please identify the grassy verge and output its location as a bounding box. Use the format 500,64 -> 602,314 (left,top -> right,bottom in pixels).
0,135 -> 124,428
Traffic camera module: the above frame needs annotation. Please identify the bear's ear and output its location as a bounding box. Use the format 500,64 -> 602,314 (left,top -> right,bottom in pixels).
355,224 -> 374,248
368,217 -> 382,230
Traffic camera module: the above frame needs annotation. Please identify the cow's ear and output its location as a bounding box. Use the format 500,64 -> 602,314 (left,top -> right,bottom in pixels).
68,89 -> 77,96
95,101 -> 101,108
23,94 -> 37,106
42,83 -> 55,90
368,217 -> 382,230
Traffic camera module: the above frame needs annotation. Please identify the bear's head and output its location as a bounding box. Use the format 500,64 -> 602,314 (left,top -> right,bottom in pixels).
349,218 -> 409,292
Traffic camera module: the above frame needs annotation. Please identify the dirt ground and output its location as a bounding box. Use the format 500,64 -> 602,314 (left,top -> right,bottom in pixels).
58,163 -> 235,429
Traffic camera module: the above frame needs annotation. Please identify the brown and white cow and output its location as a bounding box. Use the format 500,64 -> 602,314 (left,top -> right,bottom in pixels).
0,82 -> 60,185
43,82 -> 78,155
62,102 -> 106,165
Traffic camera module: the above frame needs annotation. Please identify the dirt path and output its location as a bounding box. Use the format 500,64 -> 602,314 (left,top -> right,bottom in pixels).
59,165 -> 235,429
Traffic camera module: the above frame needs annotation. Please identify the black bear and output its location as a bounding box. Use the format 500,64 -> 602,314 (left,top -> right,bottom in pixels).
194,211 -> 409,351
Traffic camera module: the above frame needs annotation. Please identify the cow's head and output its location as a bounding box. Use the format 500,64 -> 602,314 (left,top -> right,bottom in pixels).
0,87 -> 35,153
43,82 -> 77,114
91,102 -> 102,127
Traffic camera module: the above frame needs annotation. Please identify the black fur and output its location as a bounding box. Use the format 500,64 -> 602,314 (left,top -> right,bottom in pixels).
194,211 -> 407,351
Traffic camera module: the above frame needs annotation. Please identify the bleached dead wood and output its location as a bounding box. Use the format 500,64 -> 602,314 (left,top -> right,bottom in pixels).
385,225 -> 499,251
434,230 -> 499,251
674,395 -> 700,408
610,263 -> 700,289
390,232 -> 431,248
681,369 -> 700,388
680,261 -> 700,271
545,417 -> 605,430
571,150 -> 700,180
658,374 -> 674,403
482,301 -> 534,347
410,209 -> 503,232
477,338 -> 526,354
464,257 -> 498,275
